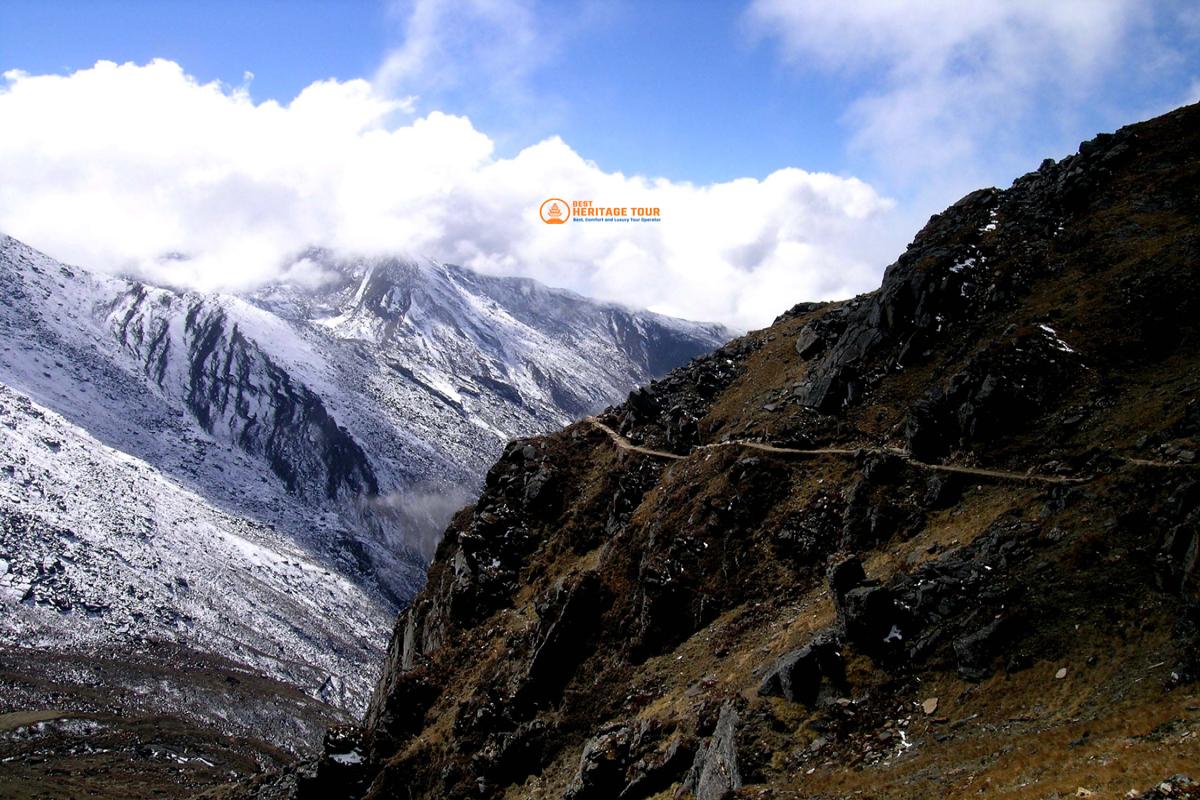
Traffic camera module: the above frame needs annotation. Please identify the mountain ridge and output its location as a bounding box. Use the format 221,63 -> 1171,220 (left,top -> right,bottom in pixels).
240,102 -> 1200,799
0,234 -> 731,793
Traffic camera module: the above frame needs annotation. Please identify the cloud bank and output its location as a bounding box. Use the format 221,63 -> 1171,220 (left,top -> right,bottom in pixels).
0,60 -> 896,330
745,0 -> 1153,189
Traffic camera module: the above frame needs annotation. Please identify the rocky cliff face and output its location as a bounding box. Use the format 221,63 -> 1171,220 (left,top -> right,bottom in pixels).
109,286 -> 380,501
236,104 -> 1200,799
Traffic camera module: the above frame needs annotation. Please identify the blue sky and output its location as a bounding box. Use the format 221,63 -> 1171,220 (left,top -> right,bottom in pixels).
1,2 -> 390,107
1,1 -> 1198,327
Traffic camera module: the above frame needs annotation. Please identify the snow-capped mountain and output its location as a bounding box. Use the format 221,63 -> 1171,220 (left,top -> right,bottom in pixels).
0,234 -> 731,724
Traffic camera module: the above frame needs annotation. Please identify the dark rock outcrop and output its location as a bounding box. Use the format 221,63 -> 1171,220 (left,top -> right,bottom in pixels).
115,294 -> 379,502
827,518 -> 1033,677
904,327 -> 1083,462
605,339 -> 762,453
564,720 -> 693,800
520,571 -> 607,705
1158,480 -> 1200,598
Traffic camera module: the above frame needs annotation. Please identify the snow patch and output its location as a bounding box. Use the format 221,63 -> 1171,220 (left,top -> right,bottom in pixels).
1038,323 -> 1077,354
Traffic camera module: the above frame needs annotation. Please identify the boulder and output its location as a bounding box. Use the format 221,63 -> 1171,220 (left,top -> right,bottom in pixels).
840,585 -> 907,661
757,633 -> 845,707
794,326 -> 825,359
827,555 -> 866,603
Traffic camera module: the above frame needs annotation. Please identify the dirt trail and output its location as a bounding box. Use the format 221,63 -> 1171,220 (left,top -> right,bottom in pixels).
0,709 -> 74,732
586,417 -> 686,460
585,417 -> 1193,485
1127,457 -> 1199,469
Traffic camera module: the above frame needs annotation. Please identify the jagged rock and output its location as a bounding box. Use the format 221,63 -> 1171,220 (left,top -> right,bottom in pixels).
953,616 -> 1011,681
796,362 -> 860,414
1175,400 -> 1200,437
630,559 -> 701,662
564,720 -> 690,800
678,702 -> 742,800
626,461 -> 787,660
434,440 -> 581,626
625,387 -> 661,428
521,571 -> 606,704
606,339 -> 760,451
828,554 -> 867,632
773,300 -> 831,325
1129,775 -> 1200,799
665,404 -> 700,450
905,328 -> 1082,461
828,555 -> 867,602
601,459 -> 664,544
862,452 -> 905,484
923,473 -> 961,509
467,719 -> 554,790
773,492 -> 843,562
1169,604 -> 1200,685
450,688 -> 560,792
1157,480 -> 1200,598
794,325 -> 825,359
621,734 -> 694,799
757,633 -> 846,707
522,463 -> 557,511
893,519 -> 1033,668
297,726 -> 370,799
829,520 -> 1033,671
564,723 -> 638,800
840,479 -> 906,550
362,667 -> 440,761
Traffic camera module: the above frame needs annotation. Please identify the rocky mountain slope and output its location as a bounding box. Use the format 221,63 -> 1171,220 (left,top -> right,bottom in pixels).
0,238 -> 729,796
246,103 -> 1200,799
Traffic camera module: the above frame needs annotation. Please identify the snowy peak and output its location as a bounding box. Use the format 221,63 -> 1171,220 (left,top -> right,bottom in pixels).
250,251 -> 734,429
0,232 -> 732,734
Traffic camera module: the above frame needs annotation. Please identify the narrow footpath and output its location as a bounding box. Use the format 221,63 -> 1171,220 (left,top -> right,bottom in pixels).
585,417 -> 1194,485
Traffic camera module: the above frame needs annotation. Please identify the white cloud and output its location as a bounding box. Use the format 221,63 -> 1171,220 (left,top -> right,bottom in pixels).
0,59 -> 897,330
745,0 -> 1146,187
377,0 -> 546,98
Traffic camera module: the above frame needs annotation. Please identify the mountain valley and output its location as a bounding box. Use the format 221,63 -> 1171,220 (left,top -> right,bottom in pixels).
0,238 -> 730,795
